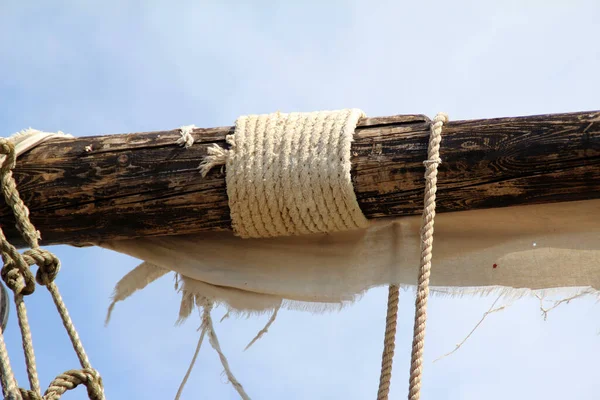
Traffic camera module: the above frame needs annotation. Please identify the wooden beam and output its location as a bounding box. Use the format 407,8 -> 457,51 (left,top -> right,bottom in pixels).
1,110 -> 599,247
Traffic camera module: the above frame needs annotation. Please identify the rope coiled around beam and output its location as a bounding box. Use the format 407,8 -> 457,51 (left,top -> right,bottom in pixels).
200,109 -> 369,238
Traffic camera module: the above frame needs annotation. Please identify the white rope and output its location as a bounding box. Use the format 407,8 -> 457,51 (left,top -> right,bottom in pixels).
377,113 -> 447,400
200,299 -> 251,400
407,112 -> 448,400
177,125 -> 196,148
174,324 -> 207,400
200,109 -> 369,238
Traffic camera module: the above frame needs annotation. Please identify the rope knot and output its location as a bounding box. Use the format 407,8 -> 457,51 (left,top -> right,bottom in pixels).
19,388 -> 42,400
84,369 -> 105,400
44,368 -> 105,400
22,249 -> 61,286
433,112 -> 449,125
1,254 -> 36,296
423,157 -> 442,166
177,125 -> 196,149
0,139 -> 16,171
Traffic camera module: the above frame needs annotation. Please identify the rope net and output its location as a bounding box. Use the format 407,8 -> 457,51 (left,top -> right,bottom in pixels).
0,137 -> 104,400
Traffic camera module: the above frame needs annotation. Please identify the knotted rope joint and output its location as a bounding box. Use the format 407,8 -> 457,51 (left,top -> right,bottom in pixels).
0,134 -> 105,400
376,112 -> 448,400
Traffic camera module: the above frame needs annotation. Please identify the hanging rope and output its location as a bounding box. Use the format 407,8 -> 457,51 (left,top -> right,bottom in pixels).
0,138 -> 105,400
377,284 -> 399,400
376,113 -> 447,400
407,113 -> 447,400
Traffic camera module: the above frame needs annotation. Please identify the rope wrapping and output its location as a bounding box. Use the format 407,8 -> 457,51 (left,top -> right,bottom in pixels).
408,113 -> 447,400
201,109 -> 369,238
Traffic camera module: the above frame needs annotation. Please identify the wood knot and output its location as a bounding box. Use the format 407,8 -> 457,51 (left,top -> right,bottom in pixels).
117,154 -> 130,167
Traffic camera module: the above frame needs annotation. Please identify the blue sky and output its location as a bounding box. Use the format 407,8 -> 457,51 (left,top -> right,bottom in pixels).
1,1 -> 600,399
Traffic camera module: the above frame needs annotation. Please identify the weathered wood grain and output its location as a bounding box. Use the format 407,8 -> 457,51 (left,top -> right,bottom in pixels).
1,110 -> 599,247
353,111 -> 600,217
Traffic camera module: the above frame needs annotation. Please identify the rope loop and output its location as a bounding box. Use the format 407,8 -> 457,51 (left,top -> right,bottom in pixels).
17,368 -> 104,400
0,137 -> 41,248
0,248 -> 60,295
0,140 -> 17,171
44,368 -> 104,400
1,254 -> 36,296
22,249 -> 61,286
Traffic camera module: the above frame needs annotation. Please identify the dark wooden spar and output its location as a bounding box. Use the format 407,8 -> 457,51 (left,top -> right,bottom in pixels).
1,110 -> 599,247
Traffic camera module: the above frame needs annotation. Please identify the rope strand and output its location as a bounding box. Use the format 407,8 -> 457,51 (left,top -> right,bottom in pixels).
377,284 -> 400,400
14,295 -> 40,394
375,113 -> 447,400
407,113 -> 447,400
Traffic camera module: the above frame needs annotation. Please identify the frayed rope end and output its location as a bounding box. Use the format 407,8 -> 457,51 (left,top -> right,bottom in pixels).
177,125 -> 196,149
198,144 -> 228,177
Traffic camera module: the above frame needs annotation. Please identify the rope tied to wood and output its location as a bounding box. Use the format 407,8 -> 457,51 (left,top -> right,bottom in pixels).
376,112 -> 447,400
0,136 -> 105,400
408,112 -> 447,400
200,109 -> 369,238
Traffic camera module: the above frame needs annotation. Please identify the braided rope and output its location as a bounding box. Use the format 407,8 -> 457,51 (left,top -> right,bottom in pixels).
43,369 -> 104,400
201,300 -> 250,399
14,294 -> 40,394
0,330 -> 18,397
377,284 -> 399,400
407,113 -> 448,400
0,136 -> 104,399
200,109 -> 369,238
376,113 -> 447,400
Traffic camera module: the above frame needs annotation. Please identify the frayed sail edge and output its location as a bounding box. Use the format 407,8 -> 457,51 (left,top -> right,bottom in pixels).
105,266 -> 598,400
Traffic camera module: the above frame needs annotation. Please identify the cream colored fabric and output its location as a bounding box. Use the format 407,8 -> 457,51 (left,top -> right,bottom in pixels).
99,199 -> 600,315
201,109 -> 369,238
